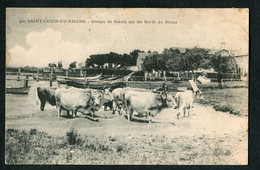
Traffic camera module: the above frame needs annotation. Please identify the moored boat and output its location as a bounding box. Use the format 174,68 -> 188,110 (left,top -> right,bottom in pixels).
6,86 -> 31,94
56,76 -> 67,84
66,79 -> 126,90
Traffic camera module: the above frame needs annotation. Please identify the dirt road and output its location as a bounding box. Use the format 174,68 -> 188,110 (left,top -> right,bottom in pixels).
5,81 -> 248,164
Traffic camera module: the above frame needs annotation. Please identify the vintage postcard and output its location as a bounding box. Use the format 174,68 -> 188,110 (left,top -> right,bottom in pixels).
6,8 -> 248,165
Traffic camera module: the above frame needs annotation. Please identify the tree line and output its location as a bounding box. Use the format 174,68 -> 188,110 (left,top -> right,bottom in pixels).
142,47 -> 238,81
85,49 -> 144,69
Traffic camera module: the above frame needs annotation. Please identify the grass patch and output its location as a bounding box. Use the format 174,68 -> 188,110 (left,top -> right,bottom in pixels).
197,88 -> 247,116
5,129 -> 240,164
30,128 -> 37,135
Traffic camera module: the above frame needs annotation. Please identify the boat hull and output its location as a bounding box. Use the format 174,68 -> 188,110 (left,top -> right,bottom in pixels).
6,86 -> 31,94
66,80 -> 126,90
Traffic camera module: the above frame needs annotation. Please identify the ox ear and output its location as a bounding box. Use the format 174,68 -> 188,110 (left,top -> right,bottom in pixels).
164,90 -> 169,95
105,87 -> 111,92
84,91 -> 91,96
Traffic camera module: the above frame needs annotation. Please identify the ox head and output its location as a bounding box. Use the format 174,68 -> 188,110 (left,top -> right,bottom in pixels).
194,88 -> 204,100
159,91 -> 178,109
102,87 -> 113,103
157,91 -> 172,107
90,90 -> 103,110
166,94 -> 177,109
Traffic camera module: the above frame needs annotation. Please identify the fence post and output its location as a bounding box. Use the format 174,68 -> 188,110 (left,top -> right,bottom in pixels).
17,68 -> 21,81
50,68 -> 53,87
37,69 -> 39,82
80,69 -> 83,77
84,71 -> 88,88
66,70 -> 68,77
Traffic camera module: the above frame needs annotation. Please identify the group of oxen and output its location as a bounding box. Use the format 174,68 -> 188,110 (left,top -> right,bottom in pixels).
36,86 -> 203,123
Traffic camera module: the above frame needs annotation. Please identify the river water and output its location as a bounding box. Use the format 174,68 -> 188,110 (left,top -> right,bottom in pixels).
5,75 -> 61,118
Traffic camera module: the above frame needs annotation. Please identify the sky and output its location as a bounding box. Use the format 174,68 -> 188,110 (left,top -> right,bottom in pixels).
6,8 -> 249,68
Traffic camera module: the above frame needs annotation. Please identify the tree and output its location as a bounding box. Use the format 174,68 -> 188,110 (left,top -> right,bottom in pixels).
143,55 -> 156,72
143,53 -> 167,74
69,61 -> 77,70
210,54 -> 238,87
48,63 -> 56,68
181,47 -> 209,79
129,49 -> 144,66
86,54 -> 105,68
163,48 -> 182,72
85,50 -> 145,69
57,61 -> 63,69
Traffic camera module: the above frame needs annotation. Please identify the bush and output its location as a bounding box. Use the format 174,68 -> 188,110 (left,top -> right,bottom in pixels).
66,128 -> 80,145
213,105 -> 232,112
29,129 -> 37,135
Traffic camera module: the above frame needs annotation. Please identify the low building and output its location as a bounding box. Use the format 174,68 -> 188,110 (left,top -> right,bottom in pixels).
214,49 -> 230,56
235,54 -> 248,77
136,52 -> 155,71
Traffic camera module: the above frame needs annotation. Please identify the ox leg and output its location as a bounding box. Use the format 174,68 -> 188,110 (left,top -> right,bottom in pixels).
56,105 -> 61,117
177,109 -> 181,120
128,108 -> 133,121
187,108 -> 190,117
147,112 -> 151,123
74,109 -> 78,118
112,101 -> 117,114
119,106 -> 123,116
71,110 -> 74,118
67,110 -> 70,117
91,109 -> 95,118
125,102 -> 131,121
40,100 -> 46,111
71,110 -> 76,118
183,108 -> 186,117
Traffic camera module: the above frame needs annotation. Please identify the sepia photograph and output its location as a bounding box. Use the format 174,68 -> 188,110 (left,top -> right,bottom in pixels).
5,8 -> 248,165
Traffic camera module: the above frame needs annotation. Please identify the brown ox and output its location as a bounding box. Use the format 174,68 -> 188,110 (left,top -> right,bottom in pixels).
36,87 -> 57,111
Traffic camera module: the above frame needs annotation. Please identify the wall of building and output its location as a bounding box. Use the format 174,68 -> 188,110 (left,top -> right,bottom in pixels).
235,55 -> 248,77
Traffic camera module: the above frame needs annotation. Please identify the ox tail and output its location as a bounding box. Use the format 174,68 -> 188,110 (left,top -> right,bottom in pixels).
36,87 -> 40,105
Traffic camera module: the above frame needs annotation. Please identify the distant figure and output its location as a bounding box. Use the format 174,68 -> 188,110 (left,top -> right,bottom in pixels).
153,81 -> 168,93
217,73 -> 223,88
162,81 -> 168,91
24,75 -> 29,87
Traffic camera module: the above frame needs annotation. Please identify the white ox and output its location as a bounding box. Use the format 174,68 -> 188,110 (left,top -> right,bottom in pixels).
124,90 -> 174,123
112,87 -> 149,115
66,87 -> 113,111
174,90 -> 203,119
55,87 -> 109,118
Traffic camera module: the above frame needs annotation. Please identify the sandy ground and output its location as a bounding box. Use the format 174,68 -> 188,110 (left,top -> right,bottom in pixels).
5,81 -> 248,165
6,103 -> 248,165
